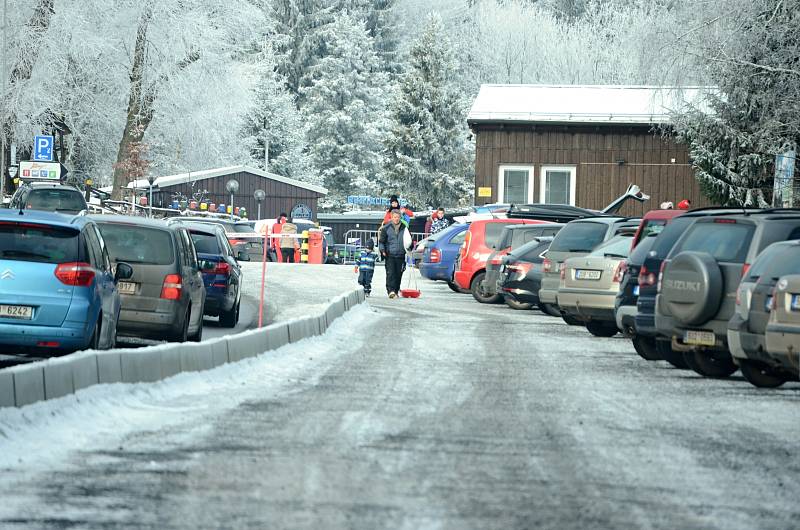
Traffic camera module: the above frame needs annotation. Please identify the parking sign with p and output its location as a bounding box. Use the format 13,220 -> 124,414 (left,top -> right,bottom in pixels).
33,135 -> 54,162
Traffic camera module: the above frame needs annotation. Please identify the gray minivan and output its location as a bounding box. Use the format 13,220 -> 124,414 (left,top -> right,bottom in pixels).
93,216 -> 206,342
538,216 -> 641,321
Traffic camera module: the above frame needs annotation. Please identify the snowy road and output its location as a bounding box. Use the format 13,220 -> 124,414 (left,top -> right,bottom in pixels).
0,265 -> 798,529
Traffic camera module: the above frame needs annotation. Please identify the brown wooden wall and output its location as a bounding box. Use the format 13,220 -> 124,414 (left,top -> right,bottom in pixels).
472,124 -> 709,217
149,170 -> 323,221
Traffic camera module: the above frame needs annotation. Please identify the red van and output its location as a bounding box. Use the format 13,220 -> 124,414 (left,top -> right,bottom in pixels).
454,219 -> 551,297
631,209 -> 685,250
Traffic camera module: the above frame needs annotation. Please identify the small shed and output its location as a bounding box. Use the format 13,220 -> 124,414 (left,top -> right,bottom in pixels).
128,165 -> 327,220
467,85 -> 712,217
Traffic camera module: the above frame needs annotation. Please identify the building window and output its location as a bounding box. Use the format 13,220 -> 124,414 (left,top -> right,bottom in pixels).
498,165 -> 534,204
540,166 -> 576,205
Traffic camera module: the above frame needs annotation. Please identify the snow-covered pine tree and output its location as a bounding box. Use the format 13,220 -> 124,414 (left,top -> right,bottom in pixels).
301,12 -> 389,202
336,0 -> 402,75
383,13 -> 473,208
241,45 -> 315,184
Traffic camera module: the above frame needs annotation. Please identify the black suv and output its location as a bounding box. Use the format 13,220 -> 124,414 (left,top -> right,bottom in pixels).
9,182 -> 88,214
656,210 -> 800,378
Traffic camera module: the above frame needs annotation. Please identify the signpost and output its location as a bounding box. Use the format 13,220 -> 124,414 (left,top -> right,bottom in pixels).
32,135 -> 54,162
19,161 -> 61,181
291,203 -> 312,220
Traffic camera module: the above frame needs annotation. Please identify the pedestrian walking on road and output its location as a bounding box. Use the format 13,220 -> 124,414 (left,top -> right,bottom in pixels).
354,239 -> 378,296
379,209 -> 411,298
279,221 -> 299,263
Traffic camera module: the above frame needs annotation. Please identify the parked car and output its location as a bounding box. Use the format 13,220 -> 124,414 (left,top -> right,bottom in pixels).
558,232 -> 635,336
496,237 -> 554,311
0,210 -> 132,354
93,215 -> 206,343
8,181 -> 88,215
630,208 -> 684,250
633,208 -> 748,368
538,216 -> 640,322
764,274 -> 800,384
727,240 -> 800,387
420,223 -> 469,292
481,223 -> 563,302
656,210 -> 800,378
179,216 -> 263,259
170,221 -> 245,327
614,234 -> 658,354
454,218 -> 551,302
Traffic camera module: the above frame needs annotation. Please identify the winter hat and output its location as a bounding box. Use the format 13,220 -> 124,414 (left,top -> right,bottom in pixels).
677,199 -> 691,210
365,239 -> 375,250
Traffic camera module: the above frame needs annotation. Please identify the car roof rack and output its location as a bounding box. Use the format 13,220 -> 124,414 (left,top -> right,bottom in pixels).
506,203 -> 606,223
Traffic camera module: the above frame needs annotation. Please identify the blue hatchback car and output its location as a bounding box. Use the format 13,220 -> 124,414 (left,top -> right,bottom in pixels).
0,210 -> 133,354
420,223 -> 468,290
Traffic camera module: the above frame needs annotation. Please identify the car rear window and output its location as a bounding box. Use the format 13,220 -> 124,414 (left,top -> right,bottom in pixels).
548,222 -> 607,252
97,224 -> 176,265
484,223 -> 516,249
234,224 -> 254,233
638,219 -> 666,241
0,222 -> 80,263
190,232 -> 221,254
627,235 -> 657,266
588,234 -> 633,258
450,230 -> 466,245
749,245 -> 800,281
518,241 -> 550,261
26,189 -> 86,212
672,221 -> 755,263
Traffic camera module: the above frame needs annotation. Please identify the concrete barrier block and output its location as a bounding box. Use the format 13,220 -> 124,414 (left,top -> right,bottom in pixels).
209,338 -> 229,367
13,366 -> 45,407
44,362 -> 74,400
120,350 -> 162,383
72,355 -> 99,392
342,294 -> 350,311
160,347 -> 182,379
0,371 -> 15,408
265,323 -> 290,351
227,333 -> 259,362
357,289 -> 365,303
288,319 -> 309,343
180,343 -> 214,373
349,290 -> 360,307
97,352 -> 123,384
318,314 -> 327,335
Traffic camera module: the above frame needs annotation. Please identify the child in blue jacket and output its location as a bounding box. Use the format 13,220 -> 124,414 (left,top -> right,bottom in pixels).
354,239 -> 378,296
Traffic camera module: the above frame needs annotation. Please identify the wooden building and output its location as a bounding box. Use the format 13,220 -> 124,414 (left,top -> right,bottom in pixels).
467,85 -> 711,217
128,165 -> 327,220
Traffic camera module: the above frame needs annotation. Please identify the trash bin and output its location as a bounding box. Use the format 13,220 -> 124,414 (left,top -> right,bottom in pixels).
307,231 -> 324,264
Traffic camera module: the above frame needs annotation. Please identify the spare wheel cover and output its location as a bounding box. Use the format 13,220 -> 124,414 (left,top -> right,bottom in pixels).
661,251 -> 723,326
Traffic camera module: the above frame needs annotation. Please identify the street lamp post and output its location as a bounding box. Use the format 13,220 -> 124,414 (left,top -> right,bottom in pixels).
225,179 -> 239,216
254,189 -> 265,220
1,0 -> 7,200
147,173 -> 155,218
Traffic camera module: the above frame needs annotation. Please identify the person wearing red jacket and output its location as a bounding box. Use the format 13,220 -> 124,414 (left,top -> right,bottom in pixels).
381,195 -> 414,225
677,199 -> 692,210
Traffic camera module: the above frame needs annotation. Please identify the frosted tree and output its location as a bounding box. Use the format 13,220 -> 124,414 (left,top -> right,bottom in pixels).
383,14 -> 473,208
336,0 -> 402,74
302,12 -> 389,200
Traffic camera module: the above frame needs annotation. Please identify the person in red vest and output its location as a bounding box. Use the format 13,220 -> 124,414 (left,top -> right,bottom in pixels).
271,212 -> 287,261
382,195 -> 414,225
677,199 -> 692,210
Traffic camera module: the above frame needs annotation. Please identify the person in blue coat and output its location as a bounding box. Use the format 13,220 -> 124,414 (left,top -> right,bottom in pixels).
355,239 -> 378,296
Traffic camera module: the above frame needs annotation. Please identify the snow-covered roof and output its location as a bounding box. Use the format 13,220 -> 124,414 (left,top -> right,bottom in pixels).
126,165 -> 327,195
467,85 -> 711,126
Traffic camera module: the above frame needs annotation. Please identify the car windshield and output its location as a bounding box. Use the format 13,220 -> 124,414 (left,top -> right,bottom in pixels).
26,189 -> 86,213
190,232 -> 221,254
548,221 -> 607,252
0,222 -> 79,263
588,234 -> 633,258
97,223 -> 175,265
672,220 -> 755,263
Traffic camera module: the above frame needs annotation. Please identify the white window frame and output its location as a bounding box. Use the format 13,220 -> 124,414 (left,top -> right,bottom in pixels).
498,165 -> 535,204
539,165 -> 577,206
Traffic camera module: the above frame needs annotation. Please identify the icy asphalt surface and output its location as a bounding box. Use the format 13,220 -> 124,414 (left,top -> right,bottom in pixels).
0,265 -> 799,529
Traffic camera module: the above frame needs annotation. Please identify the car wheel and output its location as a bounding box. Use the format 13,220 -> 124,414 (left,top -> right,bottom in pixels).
586,321 -> 618,337
738,359 -> 787,388
632,335 -> 660,361
539,303 -> 562,318
505,298 -> 532,310
171,308 -> 190,343
189,314 -> 203,342
447,280 -> 466,293
88,318 -> 101,350
683,350 -> 737,378
561,312 -> 582,326
656,340 -> 688,368
220,301 -> 239,328
470,272 -> 501,304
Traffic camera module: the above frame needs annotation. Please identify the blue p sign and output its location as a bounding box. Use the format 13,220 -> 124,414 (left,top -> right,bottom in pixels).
33,135 -> 54,162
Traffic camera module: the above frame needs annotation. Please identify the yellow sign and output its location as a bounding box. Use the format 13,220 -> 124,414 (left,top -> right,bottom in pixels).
478,187 -> 492,197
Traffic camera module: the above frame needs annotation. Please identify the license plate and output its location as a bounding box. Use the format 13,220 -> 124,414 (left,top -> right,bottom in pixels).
118,281 -> 137,295
633,285 -> 640,297
792,294 -> 800,311
684,330 -> 716,346
576,269 -> 601,280
0,304 -> 33,320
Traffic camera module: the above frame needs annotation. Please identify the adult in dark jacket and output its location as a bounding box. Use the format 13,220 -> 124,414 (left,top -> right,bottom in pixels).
379,209 -> 409,298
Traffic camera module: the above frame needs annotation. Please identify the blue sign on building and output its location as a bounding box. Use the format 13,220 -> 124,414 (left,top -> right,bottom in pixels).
346,195 -> 408,207
32,135 -> 54,162
291,203 -> 313,220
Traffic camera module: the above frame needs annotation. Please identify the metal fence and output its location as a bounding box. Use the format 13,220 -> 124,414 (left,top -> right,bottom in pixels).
339,229 -> 427,265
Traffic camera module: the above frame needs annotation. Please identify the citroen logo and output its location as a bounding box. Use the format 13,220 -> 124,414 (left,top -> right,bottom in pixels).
0,269 -> 14,280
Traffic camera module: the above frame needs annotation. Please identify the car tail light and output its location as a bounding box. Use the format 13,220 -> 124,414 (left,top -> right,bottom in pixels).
54,262 -> 95,286
213,261 -> 231,275
741,263 -> 751,278
463,231 -> 472,255
161,274 -> 183,300
714,218 -> 737,224
543,258 -> 552,273
508,263 -> 533,275
657,261 -> 667,292
559,262 -> 566,280
430,248 -> 442,263
638,264 -> 657,287
36,341 -> 60,348
612,260 -> 627,283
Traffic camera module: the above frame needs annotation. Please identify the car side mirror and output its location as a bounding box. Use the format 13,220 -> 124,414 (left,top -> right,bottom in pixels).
237,250 -> 251,262
115,262 -> 133,282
